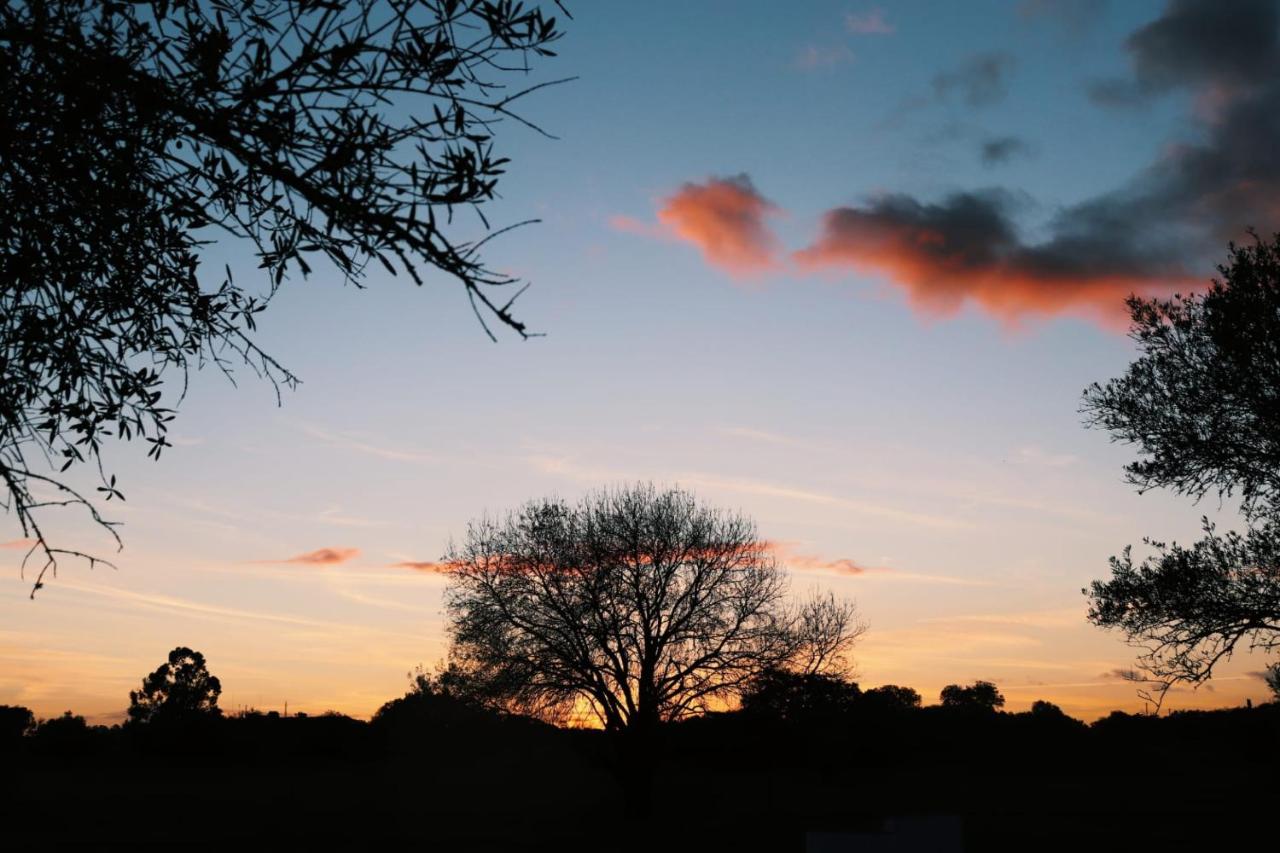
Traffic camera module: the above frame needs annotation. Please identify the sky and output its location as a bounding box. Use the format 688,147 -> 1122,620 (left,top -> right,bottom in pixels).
4,0 -> 1279,723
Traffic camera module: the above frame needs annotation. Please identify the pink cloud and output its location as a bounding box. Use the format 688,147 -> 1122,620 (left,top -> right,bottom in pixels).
1,539 -> 36,550
654,175 -> 781,277
390,560 -> 449,573
764,540 -> 869,576
277,547 -> 360,565
607,214 -> 665,239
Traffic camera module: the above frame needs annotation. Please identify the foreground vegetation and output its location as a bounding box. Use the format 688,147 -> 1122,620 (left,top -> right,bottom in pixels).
3,669 -> 1275,851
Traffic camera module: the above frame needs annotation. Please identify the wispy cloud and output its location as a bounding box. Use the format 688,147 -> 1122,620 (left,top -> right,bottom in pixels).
679,472 -> 974,531
273,547 -> 361,566
389,560 -> 449,573
980,135 -> 1036,166
315,508 -> 391,529
846,8 -> 895,35
933,52 -> 1016,107
717,425 -> 809,448
522,452 -> 974,532
794,43 -> 855,71
766,541 -> 869,576
297,423 -> 439,464
1,539 -> 36,550
921,606 -> 1086,629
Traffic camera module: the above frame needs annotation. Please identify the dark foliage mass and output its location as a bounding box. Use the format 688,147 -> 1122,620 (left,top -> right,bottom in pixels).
4,665 -> 1276,849
1083,233 -> 1280,705
128,646 -> 222,724
939,680 -> 1005,712
0,0 -> 568,594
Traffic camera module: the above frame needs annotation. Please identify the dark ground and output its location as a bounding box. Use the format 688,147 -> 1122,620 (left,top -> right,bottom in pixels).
2,703 -> 1274,851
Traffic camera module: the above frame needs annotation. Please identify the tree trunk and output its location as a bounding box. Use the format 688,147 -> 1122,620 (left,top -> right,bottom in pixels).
614,715 -> 660,820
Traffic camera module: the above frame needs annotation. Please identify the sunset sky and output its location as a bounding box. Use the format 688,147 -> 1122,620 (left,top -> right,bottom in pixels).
5,0 -> 1279,722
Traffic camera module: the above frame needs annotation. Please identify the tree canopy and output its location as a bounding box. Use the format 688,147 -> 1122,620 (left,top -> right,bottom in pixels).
1083,232 -> 1280,706
1,0 -> 569,594
442,483 -> 865,736
939,680 -> 1005,712
128,646 -> 222,724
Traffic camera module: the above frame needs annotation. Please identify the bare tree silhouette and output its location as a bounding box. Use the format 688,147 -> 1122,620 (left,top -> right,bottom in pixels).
442,482 -> 865,812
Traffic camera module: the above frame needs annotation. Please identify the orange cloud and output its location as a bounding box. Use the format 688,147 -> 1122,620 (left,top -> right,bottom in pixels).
278,547 -> 360,565
390,560 -> 449,573
764,540 -> 868,576
654,175 -> 780,276
1,539 -> 36,550
793,192 -> 1200,324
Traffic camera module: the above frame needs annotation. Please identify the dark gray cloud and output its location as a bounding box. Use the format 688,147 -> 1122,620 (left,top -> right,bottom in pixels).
795,0 -> 1280,323
1017,0 -> 1108,35
794,188 -> 1194,321
933,52 -> 1017,107
1090,0 -> 1280,105
980,136 -> 1036,166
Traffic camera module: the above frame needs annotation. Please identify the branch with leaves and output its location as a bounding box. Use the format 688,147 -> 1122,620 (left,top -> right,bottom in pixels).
1,1 -> 570,594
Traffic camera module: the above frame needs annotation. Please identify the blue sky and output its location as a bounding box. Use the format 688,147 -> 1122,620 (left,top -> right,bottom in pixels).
4,0 -> 1277,721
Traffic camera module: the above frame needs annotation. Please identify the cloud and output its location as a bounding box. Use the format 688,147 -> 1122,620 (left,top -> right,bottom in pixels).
1089,0 -> 1279,105
1017,0 -> 1108,34
607,213 -> 664,239
765,541 -> 868,576
1,539 -> 36,550
277,547 -> 360,565
653,175 -> 781,276
765,541 -> 990,586
846,8 -> 895,35
794,43 -> 855,71
933,52 -> 1016,107
980,135 -> 1035,166
298,423 -> 439,465
390,560 -> 449,573
793,189 -> 1198,323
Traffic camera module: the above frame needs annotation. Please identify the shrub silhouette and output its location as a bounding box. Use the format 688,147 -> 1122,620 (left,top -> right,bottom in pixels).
740,667 -> 862,722
0,704 -> 35,749
939,680 -> 1005,712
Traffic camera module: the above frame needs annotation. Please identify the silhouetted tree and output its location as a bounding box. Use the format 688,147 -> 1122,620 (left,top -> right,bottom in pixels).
1265,663 -> 1280,702
0,704 -> 35,744
443,482 -> 865,811
861,684 -> 923,712
939,680 -> 1005,712
740,667 -> 861,722
31,710 -> 97,757
1,0 -> 570,594
1083,233 -> 1280,706
128,646 -> 222,724
1030,699 -> 1066,718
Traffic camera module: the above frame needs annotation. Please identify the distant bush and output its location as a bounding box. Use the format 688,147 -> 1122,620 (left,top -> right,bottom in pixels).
0,704 -> 36,746
940,681 -> 1005,712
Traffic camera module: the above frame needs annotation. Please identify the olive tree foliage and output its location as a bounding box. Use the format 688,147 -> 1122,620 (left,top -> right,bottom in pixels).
128,646 -> 222,724
442,483 -> 867,735
1,0 -> 569,595
1082,232 -> 1280,708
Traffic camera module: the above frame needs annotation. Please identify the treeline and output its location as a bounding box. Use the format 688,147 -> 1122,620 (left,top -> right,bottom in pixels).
3,661 -> 1277,774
